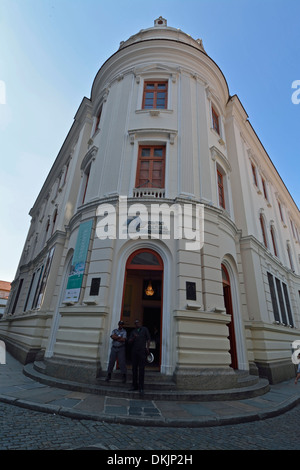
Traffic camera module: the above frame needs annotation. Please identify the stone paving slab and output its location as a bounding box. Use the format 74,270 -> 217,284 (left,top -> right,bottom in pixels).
1,352 -> 300,427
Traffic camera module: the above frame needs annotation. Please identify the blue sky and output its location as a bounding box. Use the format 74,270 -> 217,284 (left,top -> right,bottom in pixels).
0,0 -> 299,282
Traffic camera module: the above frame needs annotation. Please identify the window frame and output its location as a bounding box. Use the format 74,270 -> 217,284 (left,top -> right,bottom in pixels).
251,163 -> 258,187
277,200 -> 285,225
217,168 -> 226,209
267,271 -> 294,327
81,164 -> 91,205
261,177 -> 268,201
211,106 -> 220,135
259,213 -> 268,248
142,81 -> 168,110
270,224 -> 278,257
287,243 -> 294,271
95,105 -> 102,131
135,145 -> 166,189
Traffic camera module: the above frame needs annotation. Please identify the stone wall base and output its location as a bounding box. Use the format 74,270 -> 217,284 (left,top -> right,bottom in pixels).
40,356 -> 102,384
173,367 -> 258,390
1,336 -> 40,365
255,359 -> 296,384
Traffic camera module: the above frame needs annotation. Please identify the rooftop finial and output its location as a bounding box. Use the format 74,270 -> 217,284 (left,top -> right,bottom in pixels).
154,16 -> 167,27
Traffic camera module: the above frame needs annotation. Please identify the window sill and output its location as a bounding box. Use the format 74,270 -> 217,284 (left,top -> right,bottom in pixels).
135,109 -> 173,116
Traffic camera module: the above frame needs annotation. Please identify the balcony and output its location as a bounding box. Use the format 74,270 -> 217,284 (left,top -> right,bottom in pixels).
133,188 -> 165,198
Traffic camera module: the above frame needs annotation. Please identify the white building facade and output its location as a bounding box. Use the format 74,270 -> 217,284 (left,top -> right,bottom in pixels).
1,18 -> 300,390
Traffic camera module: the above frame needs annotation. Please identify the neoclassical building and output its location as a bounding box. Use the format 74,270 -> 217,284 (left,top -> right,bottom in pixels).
1,18 -> 300,393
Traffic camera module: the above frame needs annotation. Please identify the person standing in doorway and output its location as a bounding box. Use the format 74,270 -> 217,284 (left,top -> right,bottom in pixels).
128,319 -> 150,396
105,320 -> 127,383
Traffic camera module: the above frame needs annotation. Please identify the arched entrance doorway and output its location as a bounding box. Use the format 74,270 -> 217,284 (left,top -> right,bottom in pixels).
222,264 -> 238,369
121,249 -> 163,369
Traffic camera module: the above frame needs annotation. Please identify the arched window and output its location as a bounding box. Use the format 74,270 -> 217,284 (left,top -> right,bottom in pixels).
287,243 -> 294,271
211,106 -> 220,135
94,104 -> 103,134
81,164 -> 91,205
51,207 -> 58,236
126,249 -> 163,270
217,167 -> 225,209
259,213 -> 268,248
270,224 -> 278,257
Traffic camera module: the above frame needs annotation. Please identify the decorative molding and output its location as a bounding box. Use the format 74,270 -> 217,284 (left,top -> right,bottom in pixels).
134,63 -> 179,81
80,145 -> 98,171
210,145 -> 231,172
128,128 -> 177,145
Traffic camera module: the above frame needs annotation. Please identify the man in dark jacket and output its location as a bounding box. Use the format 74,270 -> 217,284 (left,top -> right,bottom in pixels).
128,319 -> 150,396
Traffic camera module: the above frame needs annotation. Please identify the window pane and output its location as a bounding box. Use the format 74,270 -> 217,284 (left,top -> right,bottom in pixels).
267,273 -> 280,322
143,82 -> 168,110
283,283 -> 294,326
141,148 -> 150,157
276,278 -> 287,324
131,252 -> 160,265
153,148 -> 163,157
152,161 -> 163,187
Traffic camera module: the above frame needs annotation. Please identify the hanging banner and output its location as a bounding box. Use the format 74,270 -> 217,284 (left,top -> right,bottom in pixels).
64,219 -> 93,303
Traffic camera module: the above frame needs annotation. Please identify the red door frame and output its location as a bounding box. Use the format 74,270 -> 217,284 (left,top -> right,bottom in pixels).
121,249 -> 164,367
222,264 -> 238,370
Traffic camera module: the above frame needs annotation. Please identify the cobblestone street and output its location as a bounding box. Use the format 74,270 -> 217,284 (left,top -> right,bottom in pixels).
1,400 -> 299,451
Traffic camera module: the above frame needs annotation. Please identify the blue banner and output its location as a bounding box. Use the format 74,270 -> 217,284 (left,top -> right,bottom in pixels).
64,219 -> 93,302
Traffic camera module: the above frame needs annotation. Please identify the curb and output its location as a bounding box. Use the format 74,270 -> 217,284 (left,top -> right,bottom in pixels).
1,392 -> 300,428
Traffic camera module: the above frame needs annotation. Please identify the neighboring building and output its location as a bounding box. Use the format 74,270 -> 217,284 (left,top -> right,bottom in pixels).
1,18 -> 300,391
0,281 -> 11,318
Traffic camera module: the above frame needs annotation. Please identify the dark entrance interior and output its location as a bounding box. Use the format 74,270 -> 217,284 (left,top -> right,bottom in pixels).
121,249 -> 163,369
143,306 -> 161,366
222,264 -> 238,369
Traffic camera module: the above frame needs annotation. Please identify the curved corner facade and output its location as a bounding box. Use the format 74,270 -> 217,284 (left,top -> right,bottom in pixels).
1,18 -> 300,389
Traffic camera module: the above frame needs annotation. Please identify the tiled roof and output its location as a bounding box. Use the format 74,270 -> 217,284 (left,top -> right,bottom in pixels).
0,281 -> 11,292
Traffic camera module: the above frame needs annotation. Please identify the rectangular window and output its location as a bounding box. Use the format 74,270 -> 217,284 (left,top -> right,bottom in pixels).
275,277 -> 288,325
278,201 -> 284,223
282,283 -> 294,327
270,226 -> 278,257
290,219 -> 296,238
251,163 -> 258,186
94,105 -> 103,133
267,272 -> 280,322
267,272 -> 294,326
217,170 -> 225,209
136,146 -> 166,189
261,177 -> 268,200
287,244 -> 294,271
260,214 -> 268,248
82,165 -> 91,205
24,272 -> 36,311
10,279 -> 24,314
212,106 -> 220,135
142,81 -> 168,109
